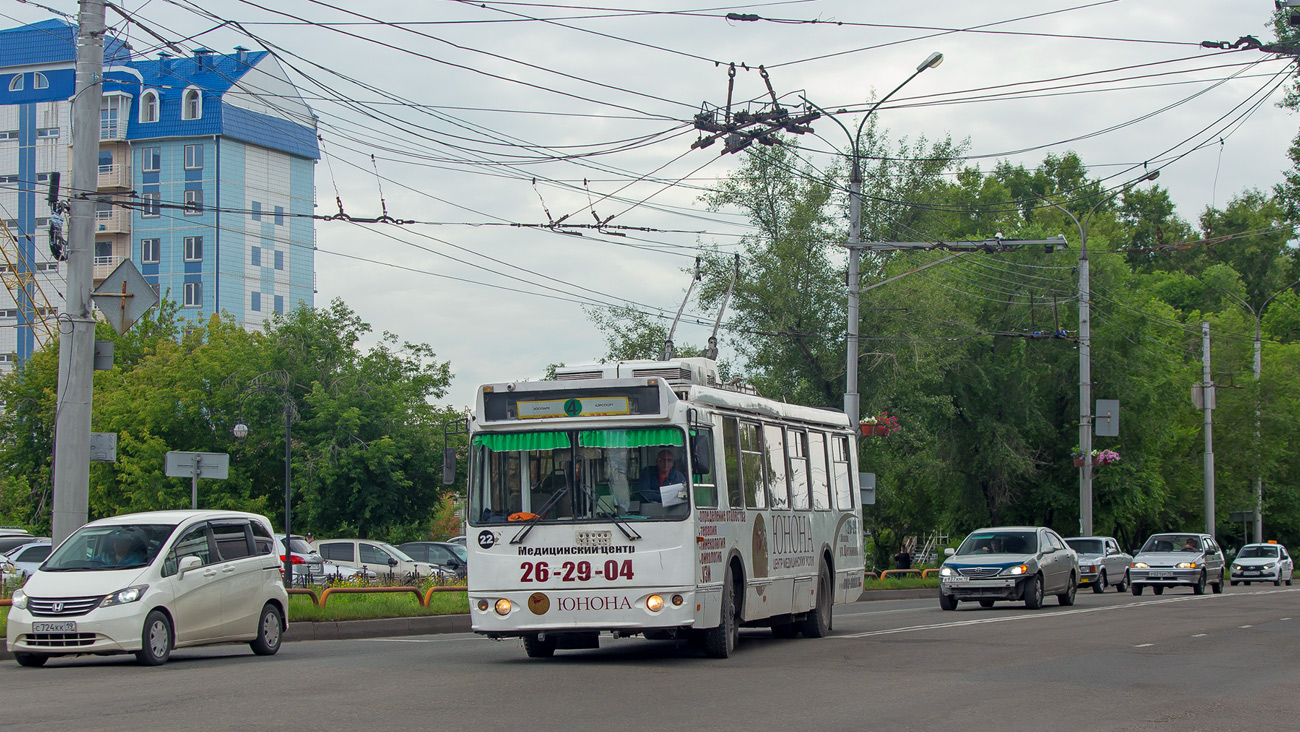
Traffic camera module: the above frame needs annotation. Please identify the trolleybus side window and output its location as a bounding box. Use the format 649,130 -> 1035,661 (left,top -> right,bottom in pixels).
831,434 -> 854,510
739,421 -> 766,509
808,431 -> 831,511
787,429 -> 810,510
763,424 -> 789,510
691,426 -> 718,508
723,417 -> 743,510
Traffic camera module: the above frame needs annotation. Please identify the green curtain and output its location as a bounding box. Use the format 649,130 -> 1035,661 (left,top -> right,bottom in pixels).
579,427 -> 684,448
473,432 -> 571,451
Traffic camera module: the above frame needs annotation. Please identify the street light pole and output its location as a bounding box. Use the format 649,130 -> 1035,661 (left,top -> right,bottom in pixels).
1038,172 -> 1158,536
234,384 -> 296,588
806,51 -> 943,424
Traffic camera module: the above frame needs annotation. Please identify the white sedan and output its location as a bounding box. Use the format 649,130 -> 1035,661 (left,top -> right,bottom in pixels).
1230,543 -> 1294,586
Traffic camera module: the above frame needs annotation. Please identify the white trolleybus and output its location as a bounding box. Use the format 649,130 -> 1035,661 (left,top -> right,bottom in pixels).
462,357 -> 865,658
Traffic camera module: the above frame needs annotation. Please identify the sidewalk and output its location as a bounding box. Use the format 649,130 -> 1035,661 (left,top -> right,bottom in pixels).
0,588 -> 933,661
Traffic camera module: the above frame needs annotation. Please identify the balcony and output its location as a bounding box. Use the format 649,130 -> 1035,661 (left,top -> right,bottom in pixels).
97,163 -> 130,190
94,207 -> 129,234
93,255 -> 124,281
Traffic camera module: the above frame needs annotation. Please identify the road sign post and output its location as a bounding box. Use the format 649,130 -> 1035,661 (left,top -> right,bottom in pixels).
165,451 -> 229,509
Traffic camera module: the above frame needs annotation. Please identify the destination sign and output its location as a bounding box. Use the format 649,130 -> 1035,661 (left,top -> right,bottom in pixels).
517,397 -> 630,419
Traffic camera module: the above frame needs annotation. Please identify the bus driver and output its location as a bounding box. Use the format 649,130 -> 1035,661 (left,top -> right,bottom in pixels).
637,449 -> 686,503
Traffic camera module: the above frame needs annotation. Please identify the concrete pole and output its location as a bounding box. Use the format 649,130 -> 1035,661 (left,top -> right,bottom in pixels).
52,0 -> 106,544
1203,321 -> 1215,537
844,157 -> 862,425
1253,316 -> 1262,543
1078,233 -> 1093,537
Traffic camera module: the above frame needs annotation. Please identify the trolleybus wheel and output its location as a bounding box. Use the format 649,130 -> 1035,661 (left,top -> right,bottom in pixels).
800,561 -> 832,638
523,633 -> 557,658
703,570 -> 739,658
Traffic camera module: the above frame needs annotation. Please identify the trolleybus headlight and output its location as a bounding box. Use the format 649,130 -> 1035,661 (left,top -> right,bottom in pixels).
646,594 -> 664,612
671,594 -> 684,606
477,599 -> 490,612
494,598 -> 512,616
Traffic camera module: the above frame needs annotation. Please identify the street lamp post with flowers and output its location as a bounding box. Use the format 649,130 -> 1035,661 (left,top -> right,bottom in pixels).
232,379 -> 297,589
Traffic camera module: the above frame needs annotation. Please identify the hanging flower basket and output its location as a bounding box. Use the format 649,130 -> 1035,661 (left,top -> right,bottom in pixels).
1071,449 -> 1121,467
859,412 -> 900,437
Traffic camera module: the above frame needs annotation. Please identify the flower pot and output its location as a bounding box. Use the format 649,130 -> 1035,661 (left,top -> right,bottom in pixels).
860,423 -> 890,436
1073,457 -> 1086,467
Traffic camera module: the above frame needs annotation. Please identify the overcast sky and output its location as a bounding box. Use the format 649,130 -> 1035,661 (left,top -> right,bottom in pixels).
6,1 -> 1296,407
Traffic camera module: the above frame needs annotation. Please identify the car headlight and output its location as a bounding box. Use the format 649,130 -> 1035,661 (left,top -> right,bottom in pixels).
100,585 -> 149,607
1083,564 -> 1096,572
11,589 -> 27,610
1261,563 -> 1276,570
1232,564 -> 1243,571
1175,562 -> 1198,569
939,566 -> 957,577
1000,565 -> 1029,576
1132,562 -> 1149,569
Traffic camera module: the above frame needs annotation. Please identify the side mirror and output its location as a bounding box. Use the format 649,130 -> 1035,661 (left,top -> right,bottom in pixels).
442,447 -> 457,485
944,547 -> 955,557
690,434 -> 711,474
177,555 -> 202,578
388,558 -> 399,567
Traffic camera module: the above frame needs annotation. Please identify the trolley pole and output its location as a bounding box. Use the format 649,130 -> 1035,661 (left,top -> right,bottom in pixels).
52,0 -> 107,544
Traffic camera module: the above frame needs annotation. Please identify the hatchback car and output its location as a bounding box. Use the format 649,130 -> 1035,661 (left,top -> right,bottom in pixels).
1230,542 -> 1294,586
938,526 -> 1078,610
398,541 -> 468,580
1065,536 -> 1131,593
6,510 -> 288,667
315,538 -> 447,581
1129,532 -> 1225,595
4,540 -> 52,579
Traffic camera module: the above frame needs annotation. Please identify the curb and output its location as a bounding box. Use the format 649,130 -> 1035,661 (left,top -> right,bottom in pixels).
0,590 -> 931,661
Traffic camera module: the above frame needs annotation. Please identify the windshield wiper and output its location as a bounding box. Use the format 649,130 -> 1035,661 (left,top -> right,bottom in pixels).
510,486 -> 570,545
598,510 -> 642,541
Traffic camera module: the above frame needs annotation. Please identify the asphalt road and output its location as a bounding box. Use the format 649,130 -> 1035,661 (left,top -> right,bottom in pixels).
4,585 -> 1297,732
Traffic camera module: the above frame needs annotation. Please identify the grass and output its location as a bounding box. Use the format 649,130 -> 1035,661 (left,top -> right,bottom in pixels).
288,589 -> 469,622
862,576 -> 940,591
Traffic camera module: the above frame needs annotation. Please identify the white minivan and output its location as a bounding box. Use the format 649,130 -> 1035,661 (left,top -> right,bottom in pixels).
6,510 -> 288,667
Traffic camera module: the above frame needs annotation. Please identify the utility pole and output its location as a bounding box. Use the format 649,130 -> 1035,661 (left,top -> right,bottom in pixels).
1202,321 -> 1215,537
51,0 -> 106,543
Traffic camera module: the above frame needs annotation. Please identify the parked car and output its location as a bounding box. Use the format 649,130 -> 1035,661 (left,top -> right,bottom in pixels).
6,509 -> 288,667
1230,542 -> 1294,586
398,541 -> 468,579
274,534 -> 373,585
4,540 -> 52,579
445,535 -> 467,547
1065,536 -> 1131,593
938,526 -> 1078,610
1129,532 -> 1225,595
315,538 -> 448,581
0,528 -> 38,554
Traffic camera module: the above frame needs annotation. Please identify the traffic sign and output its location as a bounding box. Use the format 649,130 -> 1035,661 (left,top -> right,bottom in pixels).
92,259 -> 159,334
165,451 -> 230,510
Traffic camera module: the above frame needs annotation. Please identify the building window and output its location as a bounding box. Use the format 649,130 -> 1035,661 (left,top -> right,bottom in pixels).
251,292 -> 261,312
140,90 -> 159,123
250,201 -> 261,221
95,240 -> 113,259
141,192 -> 160,217
184,189 -> 203,215
182,88 -> 202,120
274,205 -> 284,226
274,295 -> 284,314
142,147 -> 160,172
140,238 -> 159,263
183,236 -> 203,262
274,251 -> 284,270
183,281 -> 202,307
184,144 -> 203,170
95,201 -> 113,220
100,101 -> 117,139
36,128 -> 59,138
33,72 -> 48,89
8,75 -> 22,92
0,131 -> 18,141
251,247 -> 261,267
98,150 -> 113,172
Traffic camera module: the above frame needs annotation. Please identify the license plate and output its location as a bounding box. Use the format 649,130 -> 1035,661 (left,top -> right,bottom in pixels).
32,621 -> 76,633
941,576 -> 969,583
1244,571 -> 1260,576
1150,571 -> 1172,577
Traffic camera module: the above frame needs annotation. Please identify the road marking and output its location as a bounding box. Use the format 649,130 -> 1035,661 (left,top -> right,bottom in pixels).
1239,625 -> 1253,629
1282,618 -> 1292,621
1135,643 -> 1154,647
1192,633 -> 1207,637
832,588 -> 1300,640
355,636 -> 480,644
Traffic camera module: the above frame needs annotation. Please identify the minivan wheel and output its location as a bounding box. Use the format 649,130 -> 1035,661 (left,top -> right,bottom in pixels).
250,603 -> 284,656
14,653 -> 48,667
135,610 -> 172,666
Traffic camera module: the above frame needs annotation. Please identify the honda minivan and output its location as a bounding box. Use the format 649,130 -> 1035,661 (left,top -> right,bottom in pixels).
6,510 -> 288,667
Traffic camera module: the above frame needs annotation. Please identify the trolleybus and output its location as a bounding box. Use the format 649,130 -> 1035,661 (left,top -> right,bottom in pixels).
463,357 -> 865,658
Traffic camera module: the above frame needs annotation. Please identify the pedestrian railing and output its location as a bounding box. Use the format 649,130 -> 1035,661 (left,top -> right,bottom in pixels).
287,584 -> 468,608
880,569 -> 923,579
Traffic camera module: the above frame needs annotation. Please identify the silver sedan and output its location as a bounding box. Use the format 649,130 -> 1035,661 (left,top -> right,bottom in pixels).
938,526 -> 1079,610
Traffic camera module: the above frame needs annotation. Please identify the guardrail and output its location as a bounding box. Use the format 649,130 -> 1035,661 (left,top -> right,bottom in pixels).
863,572 -> 879,581
288,585 -> 468,608
880,569 -> 924,579
0,599 -> 10,608
921,568 -> 941,578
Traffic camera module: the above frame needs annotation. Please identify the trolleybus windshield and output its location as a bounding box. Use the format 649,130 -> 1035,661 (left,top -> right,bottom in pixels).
470,427 -> 703,524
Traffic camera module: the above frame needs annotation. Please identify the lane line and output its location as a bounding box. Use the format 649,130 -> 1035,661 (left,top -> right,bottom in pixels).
831,588 -> 1300,640
1135,643 -> 1154,647
1192,633 -> 1207,637
1239,625 -> 1253,628
354,636 -> 481,644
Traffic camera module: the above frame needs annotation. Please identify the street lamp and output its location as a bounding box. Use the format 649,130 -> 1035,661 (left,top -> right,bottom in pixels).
1037,170 -> 1159,536
804,51 -> 944,423
233,383 -> 296,588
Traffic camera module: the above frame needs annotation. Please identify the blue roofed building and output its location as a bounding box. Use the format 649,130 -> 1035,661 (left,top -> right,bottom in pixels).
0,19 -> 317,371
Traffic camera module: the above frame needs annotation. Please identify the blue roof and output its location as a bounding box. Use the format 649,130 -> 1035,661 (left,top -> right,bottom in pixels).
0,19 -> 130,68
